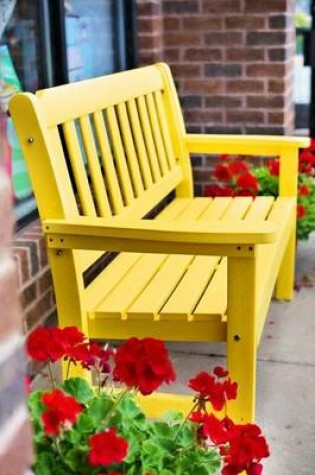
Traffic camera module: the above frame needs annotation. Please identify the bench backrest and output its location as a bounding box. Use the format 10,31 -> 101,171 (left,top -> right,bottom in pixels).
10,63 -> 193,273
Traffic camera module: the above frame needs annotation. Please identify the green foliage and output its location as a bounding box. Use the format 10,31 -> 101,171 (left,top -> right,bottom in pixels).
29,383 -> 221,475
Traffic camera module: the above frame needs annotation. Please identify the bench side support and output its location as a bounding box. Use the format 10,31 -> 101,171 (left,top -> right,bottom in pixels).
227,255 -> 257,423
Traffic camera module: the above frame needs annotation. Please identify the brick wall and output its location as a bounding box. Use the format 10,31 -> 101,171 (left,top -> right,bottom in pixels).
136,0 -> 296,194
0,113 -> 33,474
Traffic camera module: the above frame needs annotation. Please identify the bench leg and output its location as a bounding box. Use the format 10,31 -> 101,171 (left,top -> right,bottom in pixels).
226,255 -> 257,423
275,226 -> 296,300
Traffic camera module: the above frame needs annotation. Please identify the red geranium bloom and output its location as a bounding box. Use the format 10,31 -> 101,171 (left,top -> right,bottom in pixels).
228,161 -> 249,176
189,410 -> 206,424
41,389 -> 83,436
80,342 -> 112,374
27,327 -> 65,362
188,370 -> 238,411
298,184 -> 310,196
203,414 -> 234,445
88,429 -> 128,467
236,172 -> 258,191
113,337 -> 176,395
214,366 -> 229,378
267,159 -> 280,176
212,164 -> 232,182
204,184 -> 234,197
297,204 -> 306,219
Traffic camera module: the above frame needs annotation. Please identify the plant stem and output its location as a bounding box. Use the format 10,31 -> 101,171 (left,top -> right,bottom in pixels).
173,401 -> 199,445
48,361 -> 55,389
101,387 -> 130,428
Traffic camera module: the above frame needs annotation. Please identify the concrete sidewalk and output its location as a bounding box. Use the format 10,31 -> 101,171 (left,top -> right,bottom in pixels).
167,233 -> 315,475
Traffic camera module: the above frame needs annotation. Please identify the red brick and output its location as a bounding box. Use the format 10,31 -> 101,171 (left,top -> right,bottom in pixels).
183,48 -> 222,62
226,79 -> 265,94
225,48 -> 265,62
246,63 -> 285,78
138,34 -> 162,50
246,31 -> 286,46
193,168 -> 213,183
244,0 -> 287,13
226,110 -> 265,124
138,50 -> 163,64
225,16 -> 266,30
164,32 -> 201,47
183,79 -> 224,94
268,111 -> 286,124
268,79 -> 286,93
205,96 -> 242,108
184,109 -> 224,123
202,0 -> 242,14
137,17 -> 162,34
171,64 -> 202,78
205,63 -> 242,77
205,31 -> 244,46
164,48 -> 181,62
24,290 -> 55,330
163,16 -> 181,30
246,95 -> 285,109
136,1 -> 162,16
269,14 -> 291,29
163,1 -> 200,14
182,17 -> 223,31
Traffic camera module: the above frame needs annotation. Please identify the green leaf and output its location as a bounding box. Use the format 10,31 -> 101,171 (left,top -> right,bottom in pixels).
64,447 -> 87,472
61,378 -> 94,404
33,452 -> 57,475
28,390 -> 45,420
88,395 -> 113,426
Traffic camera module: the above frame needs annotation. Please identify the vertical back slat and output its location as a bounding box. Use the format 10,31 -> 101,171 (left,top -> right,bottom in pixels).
127,99 -> 153,189
93,111 -> 124,214
154,90 -> 176,169
62,120 -> 97,216
146,93 -> 169,175
79,115 -> 112,217
137,95 -> 162,182
117,102 -> 145,197
106,106 -> 135,205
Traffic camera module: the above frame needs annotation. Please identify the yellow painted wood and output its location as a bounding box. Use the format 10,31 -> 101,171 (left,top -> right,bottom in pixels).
116,102 -> 145,197
127,99 -> 153,189
227,256 -> 256,423
127,255 -> 194,318
160,256 -> 220,319
174,197 -> 212,221
93,111 -> 124,214
221,197 -> 252,220
145,93 -> 169,175
194,258 -> 227,319
156,198 -> 194,220
153,90 -> 176,169
62,120 -> 97,216
106,106 -> 135,205
199,197 -> 232,221
244,196 -> 274,221
95,254 -> 168,318
79,115 -> 111,217
89,317 -> 227,342
137,95 -> 161,182
278,147 -> 299,197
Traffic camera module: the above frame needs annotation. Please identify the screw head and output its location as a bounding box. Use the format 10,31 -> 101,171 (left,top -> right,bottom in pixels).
27,136 -> 35,144
233,334 -> 241,342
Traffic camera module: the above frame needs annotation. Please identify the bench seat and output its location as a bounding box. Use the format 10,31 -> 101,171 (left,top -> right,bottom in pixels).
87,196 -> 295,345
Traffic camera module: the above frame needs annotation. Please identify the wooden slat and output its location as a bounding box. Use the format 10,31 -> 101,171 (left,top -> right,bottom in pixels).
86,253 -> 142,310
93,111 -> 124,214
127,255 -> 194,318
200,197 -> 233,221
160,256 -> 220,319
146,93 -> 169,175
175,197 -> 212,221
194,258 -> 227,318
156,198 -> 194,221
117,102 -> 145,197
62,120 -> 96,216
95,254 -> 168,318
79,115 -> 111,217
137,95 -> 162,182
127,99 -> 153,189
244,197 -> 274,221
221,197 -> 252,220
106,106 -> 135,205
154,90 -> 176,169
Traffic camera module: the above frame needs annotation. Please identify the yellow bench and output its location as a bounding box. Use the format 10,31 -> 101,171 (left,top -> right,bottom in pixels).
10,63 -> 309,423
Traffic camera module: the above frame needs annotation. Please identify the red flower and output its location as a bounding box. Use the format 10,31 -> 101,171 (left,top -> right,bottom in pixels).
27,327 -> 65,362
189,410 -> 206,424
234,189 -> 256,197
204,184 -> 234,197
75,342 -> 112,374
41,389 -> 83,436
212,164 -> 232,182
236,172 -> 258,192
298,184 -> 310,196
267,159 -> 280,176
203,414 -> 233,445
113,337 -> 176,395
188,370 -> 238,411
214,366 -> 229,378
88,429 -> 128,467
228,161 -> 249,176
297,204 -> 306,219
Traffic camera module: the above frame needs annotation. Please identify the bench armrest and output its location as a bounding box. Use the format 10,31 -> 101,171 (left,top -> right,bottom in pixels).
44,217 -> 276,257
184,133 -> 310,156
184,133 -> 310,198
